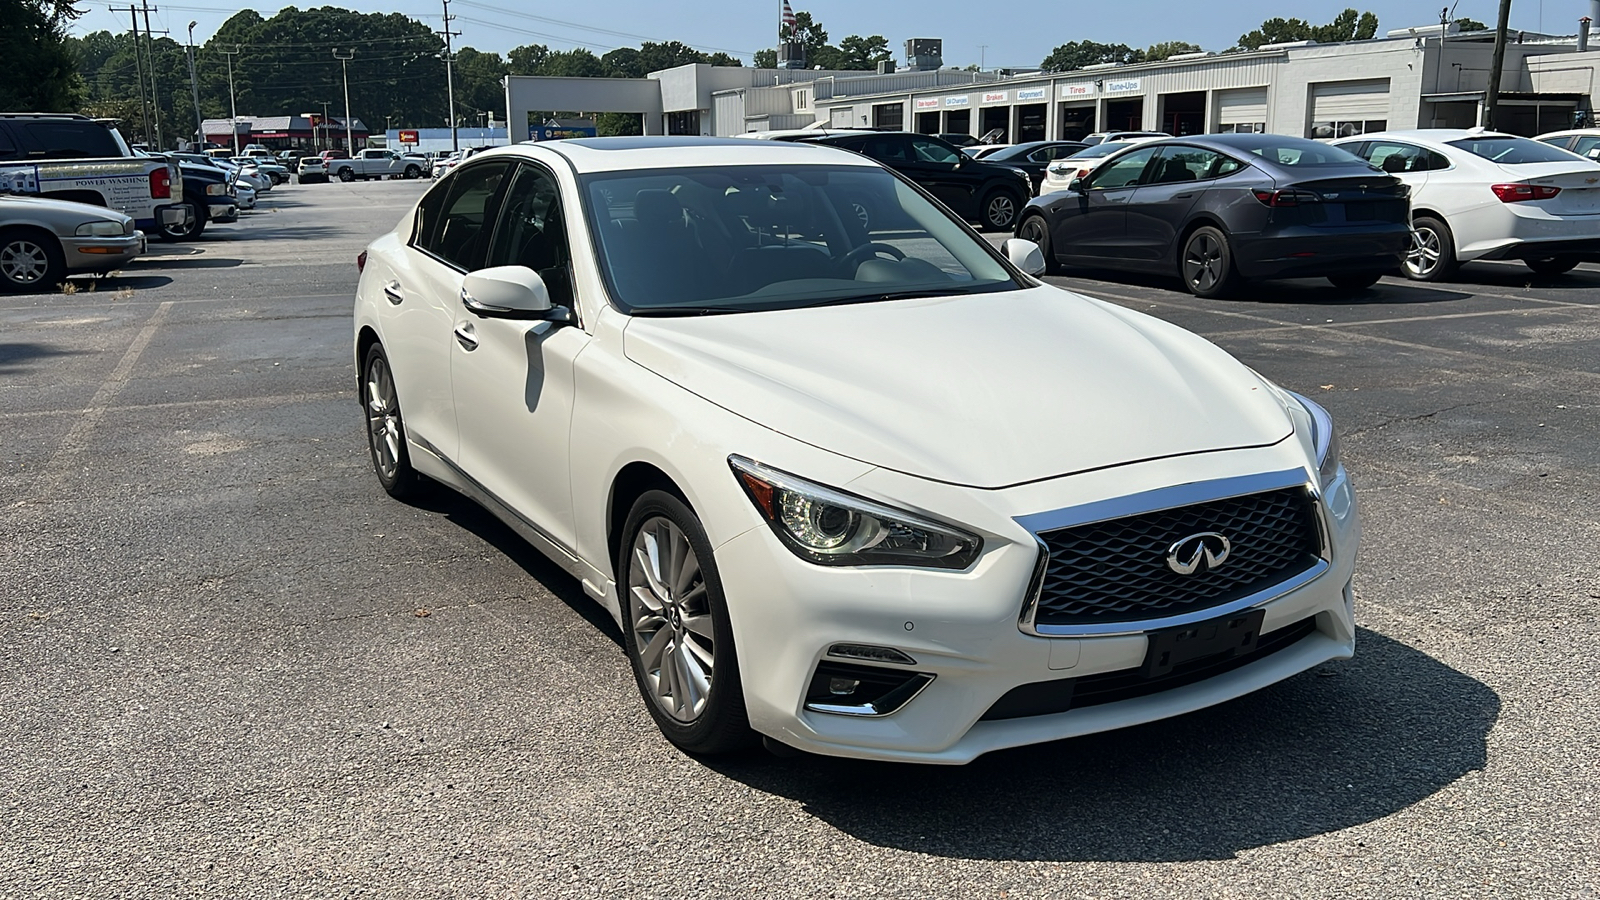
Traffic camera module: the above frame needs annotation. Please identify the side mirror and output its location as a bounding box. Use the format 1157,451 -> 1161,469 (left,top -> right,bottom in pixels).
1001,238 -> 1048,277
1068,177 -> 1086,193
1588,147 -> 1600,160
460,266 -> 572,323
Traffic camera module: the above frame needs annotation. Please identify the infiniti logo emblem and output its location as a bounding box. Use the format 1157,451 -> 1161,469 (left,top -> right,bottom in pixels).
1166,532 -> 1231,575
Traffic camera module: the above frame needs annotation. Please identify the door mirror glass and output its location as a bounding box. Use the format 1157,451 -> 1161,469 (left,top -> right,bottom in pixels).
1068,177 -> 1085,193
461,265 -> 554,318
1001,238 -> 1047,276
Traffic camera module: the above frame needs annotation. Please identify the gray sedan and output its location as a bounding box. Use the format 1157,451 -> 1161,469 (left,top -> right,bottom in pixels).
0,194 -> 145,292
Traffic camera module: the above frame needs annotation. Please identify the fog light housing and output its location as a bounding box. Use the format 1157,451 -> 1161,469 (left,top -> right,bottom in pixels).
804,661 -> 934,717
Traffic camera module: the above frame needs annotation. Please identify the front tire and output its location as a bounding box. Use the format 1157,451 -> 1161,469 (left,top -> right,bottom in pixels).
361,343 -> 423,499
0,228 -> 66,293
1404,216 -> 1457,281
160,204 -> 206,242
620,490 -> 755,756
1180,225 -> 1238,298
1015,213 -> 1061,274
979,187 -> 1022,231
1526,255 -> 1580,276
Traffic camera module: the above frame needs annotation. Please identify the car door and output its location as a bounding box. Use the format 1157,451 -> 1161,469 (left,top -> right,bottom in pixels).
1125,145 -> 1233,262
390,159 -> 515,461
449,161 -> 589,550
1045,144 -> 1160,263
903,135 -> 976,217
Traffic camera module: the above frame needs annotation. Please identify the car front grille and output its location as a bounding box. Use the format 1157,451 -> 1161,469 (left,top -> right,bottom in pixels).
1030,488 -> 1322,629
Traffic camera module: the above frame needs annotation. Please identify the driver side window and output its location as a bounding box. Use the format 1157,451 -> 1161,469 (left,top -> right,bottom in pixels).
485,163 -> 574,308
1086,146 -> 1159,189
909,138 -> 961,164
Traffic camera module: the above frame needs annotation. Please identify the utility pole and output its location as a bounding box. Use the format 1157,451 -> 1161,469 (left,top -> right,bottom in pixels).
219,45 -> 241,153
1484,0 -> 1513,129
187,21 -> 203,148
319,100 -> 332,152
116,7 -> 153,146
139,0 -> 164,150
334,49 -> 355,152
440,0 -> 460,152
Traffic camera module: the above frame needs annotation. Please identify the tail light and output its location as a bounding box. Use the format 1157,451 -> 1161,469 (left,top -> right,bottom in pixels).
149,167 -> 171,199
1491,183 -> 1561,203
1252,188 -> 1322,207
356,250 -> 368,273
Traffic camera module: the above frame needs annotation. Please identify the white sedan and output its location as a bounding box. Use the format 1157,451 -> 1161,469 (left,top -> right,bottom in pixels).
1332,129 -> 1600,279
1038,137 -> 1164,195
353,137 -> 1359,764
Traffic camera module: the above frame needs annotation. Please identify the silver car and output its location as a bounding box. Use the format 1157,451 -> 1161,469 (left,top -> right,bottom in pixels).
0,194 -> 145,292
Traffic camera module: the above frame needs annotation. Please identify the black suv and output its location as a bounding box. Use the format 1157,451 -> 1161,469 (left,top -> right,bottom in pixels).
798,132 -> 1034,231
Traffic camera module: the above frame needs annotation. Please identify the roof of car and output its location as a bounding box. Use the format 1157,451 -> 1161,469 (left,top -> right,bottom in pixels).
1330,129 -> 1516,146
528,135 -> 875,173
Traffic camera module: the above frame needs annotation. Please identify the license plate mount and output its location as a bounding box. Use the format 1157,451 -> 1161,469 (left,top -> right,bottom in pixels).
1142,608 -> 1267,678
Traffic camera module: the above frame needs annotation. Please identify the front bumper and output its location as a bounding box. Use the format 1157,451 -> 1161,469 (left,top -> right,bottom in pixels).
208,201 -> 239,223
715,446 -> 1360,764
62,231 -> 145,272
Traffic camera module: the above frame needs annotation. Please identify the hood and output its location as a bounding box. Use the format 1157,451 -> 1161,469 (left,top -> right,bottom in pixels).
622,286 -> 1294,489
0,193 -> 130,223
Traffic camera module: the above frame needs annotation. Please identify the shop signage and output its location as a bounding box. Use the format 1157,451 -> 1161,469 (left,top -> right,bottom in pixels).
915,97 -> 940,110
943,95 -> 971,107
1060,83 -> 1096,98
398,129 -> 419,145
1016,88 -> 1048,101
982,91 -> 1009,104
1105,78 -> 1142,93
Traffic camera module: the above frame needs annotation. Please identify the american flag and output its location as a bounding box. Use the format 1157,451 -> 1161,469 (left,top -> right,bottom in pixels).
781,0 -> 796,37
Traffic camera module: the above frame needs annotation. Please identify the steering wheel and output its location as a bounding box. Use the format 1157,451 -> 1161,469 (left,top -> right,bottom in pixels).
838,242 -> 907,273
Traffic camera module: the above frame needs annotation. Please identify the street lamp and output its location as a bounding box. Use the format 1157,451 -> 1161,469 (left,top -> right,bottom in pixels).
333,48 -> 355,152
186,22 -> 203,149
220,45 -> 241,154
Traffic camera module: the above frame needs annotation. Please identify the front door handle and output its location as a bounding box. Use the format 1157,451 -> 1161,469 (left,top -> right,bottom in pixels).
383,281 -> 403,305
453,321 -> 478,351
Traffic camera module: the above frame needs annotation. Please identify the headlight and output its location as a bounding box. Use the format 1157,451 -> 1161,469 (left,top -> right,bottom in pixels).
729,456 -> 982,569
205,182 -> 228,196
74,221 -> 125,237
1288,391 -> 1341,489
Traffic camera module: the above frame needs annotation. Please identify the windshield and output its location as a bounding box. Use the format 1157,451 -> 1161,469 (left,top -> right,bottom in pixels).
581,164 -> 1019,315
1446,136 -> 1583,164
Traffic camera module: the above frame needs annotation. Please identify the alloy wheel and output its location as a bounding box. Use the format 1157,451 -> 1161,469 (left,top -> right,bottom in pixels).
1018,216 -> 1046,245
0,239 -> 49,286
364,354 -> 403,481
1406,227 -> 1442,278
628,516 -> 715,723
987,194 -> 1017,229
1183,232 -> 1223,292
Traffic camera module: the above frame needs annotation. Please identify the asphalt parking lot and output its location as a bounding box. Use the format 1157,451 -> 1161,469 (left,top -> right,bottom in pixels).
2,178 -> 1596,898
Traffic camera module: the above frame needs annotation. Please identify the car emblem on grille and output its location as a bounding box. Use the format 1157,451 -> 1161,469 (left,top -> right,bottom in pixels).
1166,532 -> 1231,575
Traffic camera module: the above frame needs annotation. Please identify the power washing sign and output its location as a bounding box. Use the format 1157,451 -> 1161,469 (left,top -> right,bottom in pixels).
0,165 -> 41,194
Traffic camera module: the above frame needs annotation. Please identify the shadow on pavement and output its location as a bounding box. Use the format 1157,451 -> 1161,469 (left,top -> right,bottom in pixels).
707,628 -> 1497,863
1452,261 -> 1600,294
1057,268 -> 1470,306
94,274 -> 173,290
0,341 -> 89,372
403,484 -> 624,646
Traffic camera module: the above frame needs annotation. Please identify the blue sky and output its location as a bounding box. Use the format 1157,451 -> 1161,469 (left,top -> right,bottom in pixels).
70,1 -> 1579,68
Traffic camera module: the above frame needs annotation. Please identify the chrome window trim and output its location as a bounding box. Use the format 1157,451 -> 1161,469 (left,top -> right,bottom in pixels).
1016,468 -> 1328,638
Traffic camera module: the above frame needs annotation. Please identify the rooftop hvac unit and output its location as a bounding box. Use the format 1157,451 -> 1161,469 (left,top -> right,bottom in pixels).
904,38 -> 943,72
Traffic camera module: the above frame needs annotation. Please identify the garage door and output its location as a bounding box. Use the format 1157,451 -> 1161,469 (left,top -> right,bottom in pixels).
1216,87 -> 1268,132
1309,79 -> 1391,139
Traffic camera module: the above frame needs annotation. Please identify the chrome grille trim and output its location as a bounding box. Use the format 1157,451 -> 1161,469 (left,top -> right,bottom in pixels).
1017,469 -> 1328,637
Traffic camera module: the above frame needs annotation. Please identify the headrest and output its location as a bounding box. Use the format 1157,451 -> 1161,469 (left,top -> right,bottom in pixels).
633,189 -> 683,227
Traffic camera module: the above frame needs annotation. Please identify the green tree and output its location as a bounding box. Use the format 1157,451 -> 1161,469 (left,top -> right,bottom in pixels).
1041,40 -> 1142,72
1142,41 -> 1203,61
752,48 -> 777,68
1456,17 -> 1488,31
453,47 -> 507,123
1,0 -> 84,112
1238,9 -> 1379,50
836,35 -> 892,69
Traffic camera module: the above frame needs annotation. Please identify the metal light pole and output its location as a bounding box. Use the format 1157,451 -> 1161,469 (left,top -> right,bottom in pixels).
220,45 -> 241,153
186,21 -> 203,148
334,48 -> 355,151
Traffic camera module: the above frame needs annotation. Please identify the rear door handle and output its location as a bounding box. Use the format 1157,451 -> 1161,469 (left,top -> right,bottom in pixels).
382,281 -> 403,305
453,321 -> 478,351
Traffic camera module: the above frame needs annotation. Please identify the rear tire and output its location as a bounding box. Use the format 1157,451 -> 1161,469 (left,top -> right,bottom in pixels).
404,165 -> 420,179
1403,216 -> 1457,281
1015,213 -> 1061,275
1525,255 -> 1580,276
338,168 -> 355,183
1328,271 -> 1382,290
1179,225 -> 1239,298
619,490 -> 756,756
0,227 -> 66,293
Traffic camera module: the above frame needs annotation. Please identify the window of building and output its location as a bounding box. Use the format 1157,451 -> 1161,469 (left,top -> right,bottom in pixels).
1309,120 -> 1387,140
1218,122 -> 1266,134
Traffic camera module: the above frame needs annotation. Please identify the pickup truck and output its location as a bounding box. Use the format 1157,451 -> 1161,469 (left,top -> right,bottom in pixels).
0,113 -> 191,237
327,149 -> 424,182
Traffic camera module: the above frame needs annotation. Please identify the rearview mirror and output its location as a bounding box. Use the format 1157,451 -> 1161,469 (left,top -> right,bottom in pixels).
1001,238 -> 1047,277
460,266 -> 571,323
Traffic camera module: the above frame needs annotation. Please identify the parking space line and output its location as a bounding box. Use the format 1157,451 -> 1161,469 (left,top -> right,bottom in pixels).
0,389 -> 352,423
0,292 -> 353,312
1129,304 -> 1581,340
34,301 -> 172,498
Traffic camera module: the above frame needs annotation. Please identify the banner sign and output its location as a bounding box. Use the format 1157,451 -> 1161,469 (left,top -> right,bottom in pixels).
1060,83 -> 1097,98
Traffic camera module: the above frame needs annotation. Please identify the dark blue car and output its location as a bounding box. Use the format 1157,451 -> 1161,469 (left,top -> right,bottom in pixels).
1015,134 -> 1412,296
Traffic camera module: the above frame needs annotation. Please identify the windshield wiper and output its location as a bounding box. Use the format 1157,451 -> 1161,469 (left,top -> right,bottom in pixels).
627,305 -> 744,317
806,288 -> 976,308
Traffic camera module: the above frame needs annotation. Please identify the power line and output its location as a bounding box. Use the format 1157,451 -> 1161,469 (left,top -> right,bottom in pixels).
453,0 -> 756,57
